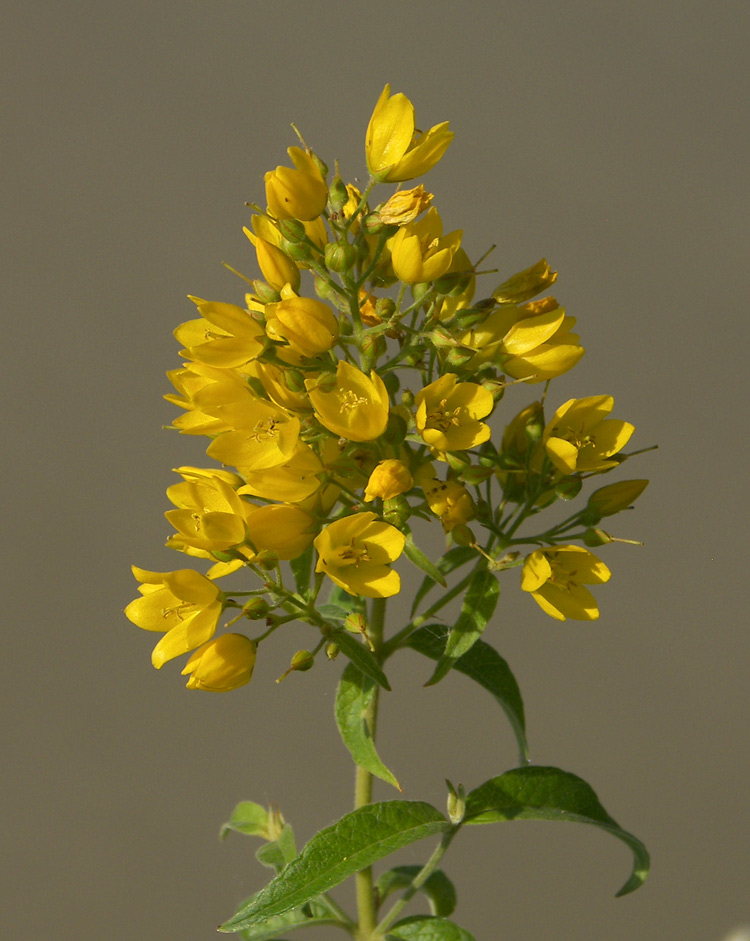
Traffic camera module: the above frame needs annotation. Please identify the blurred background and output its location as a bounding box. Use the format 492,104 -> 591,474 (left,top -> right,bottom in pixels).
3,1 -> 748,938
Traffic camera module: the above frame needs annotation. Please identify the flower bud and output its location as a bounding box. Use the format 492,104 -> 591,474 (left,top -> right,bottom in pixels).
328,174 -> 349,212
555,476 -> 583,501
446,780 -> 466,825
181,634 -> 257,692
583,527 -> 614,547
277,218 -> 307,243
242,598 -> 270,620
251,280 -> 282,304
265,147 -> 327,221
276,649 -> 315,683
443,346 -> 475,368
382,494 -> 412,527
282,238 -> 316,263
324,241 -> 358,273
451,524 -> 476,547
585,479 -> 649,519
325,642 -> 340,660
364,459 -> 414,502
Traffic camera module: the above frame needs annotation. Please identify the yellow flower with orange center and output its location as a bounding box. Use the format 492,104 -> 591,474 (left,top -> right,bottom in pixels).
314,512 -> 405,598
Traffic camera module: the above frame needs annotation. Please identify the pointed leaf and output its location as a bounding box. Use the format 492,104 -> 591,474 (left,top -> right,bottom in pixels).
410,546 -> 476,616
425,567 -> 499,687
464,766 -> 649,896
334,631 -> 391,691
403,534 -> 447,587
376,865 -> 456,917
387,915 -> 476,941
407,626 -> 528,763
220,801 -> 270,840
238,908 -> 342,940
220,802 -> 450,932
335,663 -> 401,790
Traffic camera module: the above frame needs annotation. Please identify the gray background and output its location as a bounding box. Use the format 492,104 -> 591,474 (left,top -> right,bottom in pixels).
3,1 -> 748,938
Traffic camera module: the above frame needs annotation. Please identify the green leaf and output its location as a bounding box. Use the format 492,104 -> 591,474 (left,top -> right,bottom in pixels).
335,663 -> 401,791
220,801 -> 270,840
238,908 -> 343,940
410,546 -> 477,616
387,915 -> 476,941
425,567 -> 499,687
407,626 -> 529,763
315,602 -> 348,625
220,802 -> 450,932
464,766 -> 650,897
255,825 -> 297,873
289,544 -> 313,597
376,866 -> 456,917
334,631 -> 391,691
403,534 -> 447,587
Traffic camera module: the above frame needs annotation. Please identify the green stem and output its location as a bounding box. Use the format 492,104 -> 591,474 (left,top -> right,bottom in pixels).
374,826 -> 460,936
354,597 -> 386,940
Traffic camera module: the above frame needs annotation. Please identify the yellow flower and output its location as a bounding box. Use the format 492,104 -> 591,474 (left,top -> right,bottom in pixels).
164,474 -> 253,553
306,361 -> 389,442
378,185 -> 433,226
388,208 -> 462,284
543,395 -> 634,475
124,567 -> 224,668
166,363 -> 247,436
244,504 -> 316,560
181,634 -> 257,692
459,301 -> 583,382
244,228 -> 300,292
521,546 -> 611,620
237,442 -> 325,504
264,146 -> 327,221
492,258 -> 558,305
265,289 -> 339,358
314,512 -> 405,598
205,397 -> 301,473
422,477 -> 476,532
174,299 -> 267,370
364,460 -> 413,501
366,84 -> 453,183
415,373 -> 493,454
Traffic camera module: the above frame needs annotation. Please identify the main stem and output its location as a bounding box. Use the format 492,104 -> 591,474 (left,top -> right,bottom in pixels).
354,596 -> 386,940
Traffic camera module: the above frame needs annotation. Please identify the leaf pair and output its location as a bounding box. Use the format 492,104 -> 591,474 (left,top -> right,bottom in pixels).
220,767 -> 649,933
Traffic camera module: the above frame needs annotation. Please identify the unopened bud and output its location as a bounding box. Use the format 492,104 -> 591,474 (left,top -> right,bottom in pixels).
443,346 -> 475,368
325,642 -> 340,660
382,495 -> 412,527
242,598 -> 270,620
583,528 -> 614,547
282,238 -> 315,263
254,549 -> 280,570
584,479 -> 649,522
451,524 -> 476,547
328,174 -> 349,212
251,280 -> 281,304
324,241 -> 357,273
555,476 -> 583,501
276,649 -> 315,683
428,328 -> 458,349
277,218 -> 307,243
375,297 -> 396,320
446,780 -> 466,825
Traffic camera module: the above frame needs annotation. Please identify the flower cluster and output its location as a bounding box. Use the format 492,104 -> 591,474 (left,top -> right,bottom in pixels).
126,84 -> 649,690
